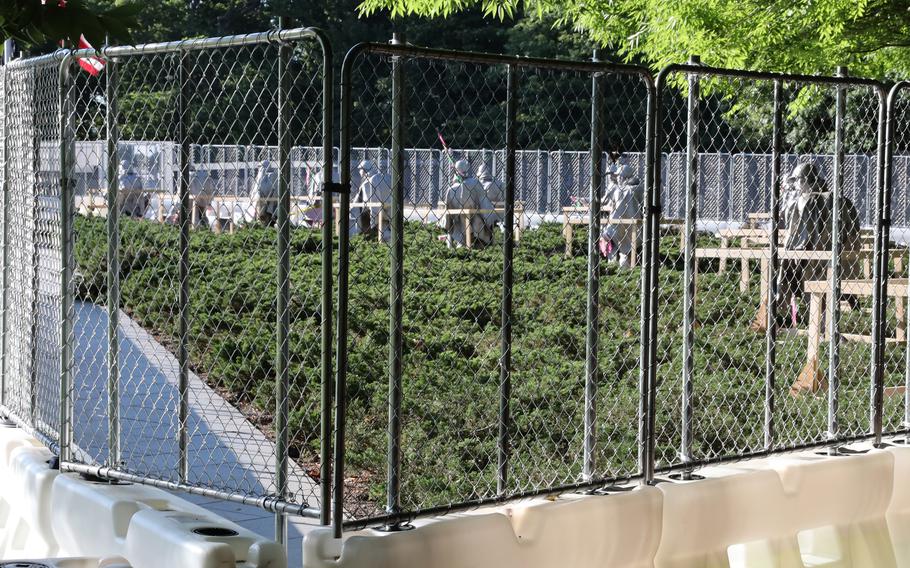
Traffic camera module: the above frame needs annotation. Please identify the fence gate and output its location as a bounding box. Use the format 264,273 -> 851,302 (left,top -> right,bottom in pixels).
12,27 -> 339,549
649,62 -> 889,476
334,39 -> 655,532
1,53 -> 67,449
883,82 -> 910,439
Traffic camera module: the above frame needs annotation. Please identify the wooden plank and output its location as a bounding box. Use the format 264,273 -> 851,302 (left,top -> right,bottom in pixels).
718,228 -> 779,239
898,295 -> 906,342
885,386 -> 907,398
696,247 -> 888,262
563,222 -> 574,257
803,278 -> 909,297
719,236 -> 729,274
792,290 -> 827,396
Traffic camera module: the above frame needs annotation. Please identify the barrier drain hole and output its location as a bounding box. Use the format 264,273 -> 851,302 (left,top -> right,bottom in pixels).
193,527 -> 239,537
668,472 -> 705,481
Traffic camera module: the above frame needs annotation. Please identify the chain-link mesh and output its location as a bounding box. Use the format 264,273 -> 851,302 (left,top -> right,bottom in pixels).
2,55 -> 65,447
337,46 -> 652,526
6,31 -> 910,538
55,30 -> 332,518
652,69 -> 884,473
884,85 -> 910,436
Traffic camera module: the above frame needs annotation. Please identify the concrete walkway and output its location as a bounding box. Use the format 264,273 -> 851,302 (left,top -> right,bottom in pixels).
73,301 -> 319,566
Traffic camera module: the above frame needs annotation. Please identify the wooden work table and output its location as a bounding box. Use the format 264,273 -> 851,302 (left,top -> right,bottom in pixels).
794,278 -> 909,396
332,201 -> 525,248
560,205 -> 686,262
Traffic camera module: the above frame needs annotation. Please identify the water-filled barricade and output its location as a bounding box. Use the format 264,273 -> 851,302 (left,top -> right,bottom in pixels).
0,426 -> 285,568
304,440 -> 910,568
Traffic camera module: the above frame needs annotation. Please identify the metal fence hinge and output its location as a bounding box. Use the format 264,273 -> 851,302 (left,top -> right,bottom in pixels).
322,181 -> 350,195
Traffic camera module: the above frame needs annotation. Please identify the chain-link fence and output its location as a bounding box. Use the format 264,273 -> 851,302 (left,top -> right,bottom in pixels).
5,28 -> 910,551
332,40 -> 654,531
1,52 -> 67,449
649,63 -> 888,476
2,28 -> 337,551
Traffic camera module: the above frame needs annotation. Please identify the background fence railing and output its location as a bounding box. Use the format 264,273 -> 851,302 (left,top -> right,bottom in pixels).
4,26 -> 910,557
65,142 -> 910,229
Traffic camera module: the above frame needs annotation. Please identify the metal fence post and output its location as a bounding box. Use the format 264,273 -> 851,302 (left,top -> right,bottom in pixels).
30,64 -> 41,426
274,27 -> 292,545
870,85 -> 889,445
333,41 -> 359,542
681,55 -> 701,469
315,29 -> 335,529
177,50 -> 191,482
583,50 -> 604,482
386,32 -> 406,527
59,57 -> 75,461
1,62 -> 8,408
639,74 -> 657,484
105,51 -> 121,466
499,62 -> 518,495
645,71 -> 666,485
827,66 -> 846,445
764,79 -> 783,450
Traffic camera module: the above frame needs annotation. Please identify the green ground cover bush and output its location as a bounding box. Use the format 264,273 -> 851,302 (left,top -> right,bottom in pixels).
73,214 -> 908,514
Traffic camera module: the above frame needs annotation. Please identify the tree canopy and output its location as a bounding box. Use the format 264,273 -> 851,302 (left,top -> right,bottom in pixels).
39,0 -> 892,154
2,0 -> 139,54
357,0 -> 910,78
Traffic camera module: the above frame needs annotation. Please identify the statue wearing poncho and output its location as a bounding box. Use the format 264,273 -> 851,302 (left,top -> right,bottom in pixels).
353,159 -> 392,241
477,164 -> 505,228
777,162 -> 861,322
188,168 -> 217,227
117,156 -> 148,218
250,160 -> 278,226
438,160 -> 495,249
600,164 -> 644,267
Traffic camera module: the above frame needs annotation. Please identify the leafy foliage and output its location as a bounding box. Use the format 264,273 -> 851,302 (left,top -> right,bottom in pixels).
358,0 -> 910,79
2,0 -> 139,53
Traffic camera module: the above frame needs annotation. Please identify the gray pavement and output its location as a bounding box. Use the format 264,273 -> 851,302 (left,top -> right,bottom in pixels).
73,301 -> 318,567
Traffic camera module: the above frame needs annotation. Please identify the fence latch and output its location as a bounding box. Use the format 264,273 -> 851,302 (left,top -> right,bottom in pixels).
322,181 -> 350,195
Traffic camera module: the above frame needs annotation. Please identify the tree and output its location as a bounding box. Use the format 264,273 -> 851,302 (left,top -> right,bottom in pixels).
2,0 -> 139,54
356,0 -> 910,78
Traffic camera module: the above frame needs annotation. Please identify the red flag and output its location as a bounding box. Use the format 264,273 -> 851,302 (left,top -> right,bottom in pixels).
436,129 -> 462,182
77,35 -> 104,76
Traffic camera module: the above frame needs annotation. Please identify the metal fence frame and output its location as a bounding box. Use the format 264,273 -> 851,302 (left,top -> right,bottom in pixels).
649,62 -> 891,478
334,39 -> 656,533
51,27 -> 335,541
885,81 -> 910,441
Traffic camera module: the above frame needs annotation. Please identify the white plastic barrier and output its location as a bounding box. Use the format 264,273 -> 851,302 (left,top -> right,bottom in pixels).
655,469 -> 803,567
0,558 -> 131,568
773,452 -> 896,567
656,452 -> 897,568
0,426 -> 286,568
305,446 -> 910,568
303,487 -> 663,568
50,474 -> 286,568
0,425 -> 61,559
887,446 -> 910,567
